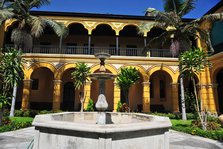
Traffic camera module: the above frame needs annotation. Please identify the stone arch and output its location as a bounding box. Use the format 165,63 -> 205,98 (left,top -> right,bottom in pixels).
92,23 -> 116,32
56,63 -> 77,80
66,22 -> 88,30
148,65 -> 177,83
26,62 -> 57,80
90,64 -> 118,75
211,61 -> 223,81
30,67 -> 54,110
4,19 -> 17,32
119,24 -> 141,37
149,70 -> 173,112
119,24 -> 139,32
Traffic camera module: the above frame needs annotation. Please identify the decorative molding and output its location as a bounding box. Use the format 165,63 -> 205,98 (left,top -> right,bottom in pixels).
141,65 -> 152,71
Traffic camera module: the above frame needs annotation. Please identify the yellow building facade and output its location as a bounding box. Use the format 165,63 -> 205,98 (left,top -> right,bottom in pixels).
1,2 -> 223,114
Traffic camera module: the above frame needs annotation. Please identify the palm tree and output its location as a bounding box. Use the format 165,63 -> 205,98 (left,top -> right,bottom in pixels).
116,67 -> 140,110
71,62 -> 91,112
0,48 -> 23,124
180,48 -> 210,130
0,0 -> 68,116
139,0 -> 223,120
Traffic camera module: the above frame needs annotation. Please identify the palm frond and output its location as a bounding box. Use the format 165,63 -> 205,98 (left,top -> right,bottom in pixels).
179,0 -> 196,17
163,0 -> 183,13
29,16 -> 45,37
0,8 -> 14,25
43,19 -> 69,37
191,12 -> 223,25
29,0 -> 51,8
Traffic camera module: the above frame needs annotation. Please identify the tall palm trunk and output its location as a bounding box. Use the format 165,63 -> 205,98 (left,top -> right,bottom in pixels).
80,84 -> 85,112
180,76 -> 187,120
191,77 -> 207,130
9,83 -> 17,117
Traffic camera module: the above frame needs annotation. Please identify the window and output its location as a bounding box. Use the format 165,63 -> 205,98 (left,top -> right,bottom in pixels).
126,45 -> 137,56
32,79 -> 39,90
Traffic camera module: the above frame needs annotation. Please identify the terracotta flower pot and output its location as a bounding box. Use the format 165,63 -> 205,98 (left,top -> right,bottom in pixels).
219,114 -> 223,124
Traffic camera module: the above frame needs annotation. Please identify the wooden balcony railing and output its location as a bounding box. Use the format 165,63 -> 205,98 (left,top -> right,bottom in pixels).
5,45 -> 177,58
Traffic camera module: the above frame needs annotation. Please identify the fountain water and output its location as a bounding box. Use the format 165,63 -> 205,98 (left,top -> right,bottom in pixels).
32,53 -> 172,149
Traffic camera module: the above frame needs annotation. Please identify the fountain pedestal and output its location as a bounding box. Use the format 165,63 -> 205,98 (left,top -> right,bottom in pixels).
95,94 -> 108,125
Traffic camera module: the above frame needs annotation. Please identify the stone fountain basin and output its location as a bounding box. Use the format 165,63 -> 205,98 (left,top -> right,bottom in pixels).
32,112 -> 172,149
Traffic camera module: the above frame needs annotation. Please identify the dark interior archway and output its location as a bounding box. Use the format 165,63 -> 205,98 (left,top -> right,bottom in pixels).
62,82 -> 75,111
217,69 -> 223,114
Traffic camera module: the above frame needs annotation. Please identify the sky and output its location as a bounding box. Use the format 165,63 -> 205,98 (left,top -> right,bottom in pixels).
33,0 -> 221,18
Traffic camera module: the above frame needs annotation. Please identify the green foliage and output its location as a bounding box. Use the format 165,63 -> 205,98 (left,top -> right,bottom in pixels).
117,67 -> 140,91
116,101 -> 122,112
150,112 -> 196,120
71,62 -> 91,90
192,120 -> 221,131
120,103 -> 130,112
86,99 -> 94,111
179,48 -> 210,78
185,90 -> 196,113
0,48 -> 24,110
117,67 -> 140,105
0,117 -> 33,133
0,0 -> 68,49
171,119 -> 223,141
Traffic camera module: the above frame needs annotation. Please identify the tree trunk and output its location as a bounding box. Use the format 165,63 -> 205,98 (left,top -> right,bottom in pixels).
9,83 -> 17,117
0,108 -> 3,126
192,77 -> 207,131
180,76 -> 187,120
80,85 -> 85,112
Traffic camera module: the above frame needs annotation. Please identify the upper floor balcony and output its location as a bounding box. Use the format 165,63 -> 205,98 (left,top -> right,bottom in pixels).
5,44 -> 177,58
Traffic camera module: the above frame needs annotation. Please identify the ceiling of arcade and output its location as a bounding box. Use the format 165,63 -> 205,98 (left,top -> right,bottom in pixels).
4,16 -> 154,36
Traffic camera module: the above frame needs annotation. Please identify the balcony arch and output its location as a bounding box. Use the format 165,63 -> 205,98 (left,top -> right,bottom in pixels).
92,24 -> 116,36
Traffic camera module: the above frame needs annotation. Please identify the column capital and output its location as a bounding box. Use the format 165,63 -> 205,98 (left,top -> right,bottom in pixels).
85,81 -> 92,85
53,80 -> 62,84
199,83 -> 218,89
142,82 -> 150,86
171,83 -> 179,87
23,79 -> 33,84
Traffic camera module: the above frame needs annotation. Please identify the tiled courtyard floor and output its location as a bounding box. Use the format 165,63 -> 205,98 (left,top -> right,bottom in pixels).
0,127 -> 222,149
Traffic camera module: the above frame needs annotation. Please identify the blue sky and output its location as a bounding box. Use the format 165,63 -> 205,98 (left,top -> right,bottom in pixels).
33,0 -> 221,18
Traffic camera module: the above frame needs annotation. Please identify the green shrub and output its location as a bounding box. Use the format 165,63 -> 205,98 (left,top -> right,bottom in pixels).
14,110 -> 24,117
3,109 -> 9,116
171,119 -> 223,141
0,117 -> 33,133
186,113 -> 197,119
120,103 -> 130,112
86,99 -> 94,111
116,101 -> 122,112
192,119 -> 221,130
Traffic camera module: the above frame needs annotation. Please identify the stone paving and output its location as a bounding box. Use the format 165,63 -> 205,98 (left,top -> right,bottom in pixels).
0,127 -> 222,149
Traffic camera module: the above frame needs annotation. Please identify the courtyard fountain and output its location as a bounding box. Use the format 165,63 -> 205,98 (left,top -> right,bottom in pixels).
32,53 -> 172,149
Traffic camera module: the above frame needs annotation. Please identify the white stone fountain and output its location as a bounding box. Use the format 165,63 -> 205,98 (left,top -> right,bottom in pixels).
32,53 -> 172,149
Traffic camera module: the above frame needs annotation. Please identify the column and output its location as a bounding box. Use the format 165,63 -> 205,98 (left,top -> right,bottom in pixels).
21,79 -> 32,110
84,81 -> 92,109
113,82 -> 121,112
142,82 -> 150,112
52,80 -> 62,111
88,35 -> 91,54
116,36 -> 119,55
199,69 -> 217,113
171,83 -> 179,113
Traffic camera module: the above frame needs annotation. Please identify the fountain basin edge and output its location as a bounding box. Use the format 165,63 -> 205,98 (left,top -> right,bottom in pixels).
32,112 -> 172,149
